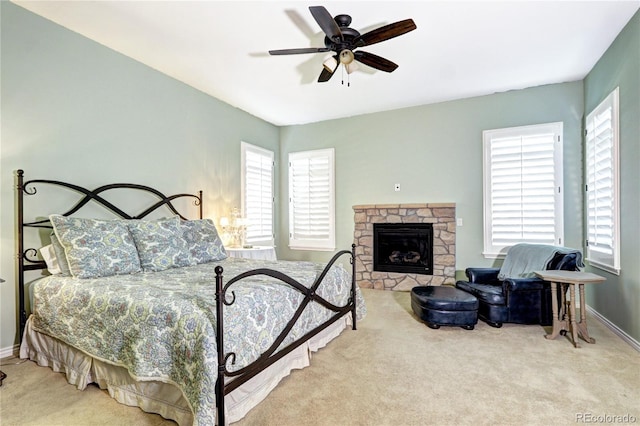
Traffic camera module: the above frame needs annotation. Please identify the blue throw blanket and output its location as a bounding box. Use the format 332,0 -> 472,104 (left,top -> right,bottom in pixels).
498,243 -> 584,280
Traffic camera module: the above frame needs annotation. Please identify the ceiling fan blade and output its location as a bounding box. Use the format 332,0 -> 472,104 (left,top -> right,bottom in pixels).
318,67 -> 335,83
354,51 -> 398,73
269,47 -> 330,55
355,19 -> 416,47
309,6 -> 343,42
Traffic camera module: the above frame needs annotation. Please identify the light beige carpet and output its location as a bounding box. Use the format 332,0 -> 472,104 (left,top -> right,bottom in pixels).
1,288 -> 638,426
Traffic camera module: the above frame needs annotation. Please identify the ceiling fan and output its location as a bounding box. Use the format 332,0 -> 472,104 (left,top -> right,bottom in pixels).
269,6 -> 417,83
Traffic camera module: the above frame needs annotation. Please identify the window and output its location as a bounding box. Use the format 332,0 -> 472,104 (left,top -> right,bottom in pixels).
483,122 -> 564,258
585,88 -> 620,274
241,142 -> 274,246
288,148 -> 335,251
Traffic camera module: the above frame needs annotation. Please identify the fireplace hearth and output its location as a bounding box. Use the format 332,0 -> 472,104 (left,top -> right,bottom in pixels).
374,223 -> 433,275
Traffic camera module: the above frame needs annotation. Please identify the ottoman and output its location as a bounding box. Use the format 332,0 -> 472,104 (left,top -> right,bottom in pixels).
411,286 -> 479,330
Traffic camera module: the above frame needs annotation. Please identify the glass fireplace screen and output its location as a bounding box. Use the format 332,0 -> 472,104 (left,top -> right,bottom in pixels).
373,223 -> 433,275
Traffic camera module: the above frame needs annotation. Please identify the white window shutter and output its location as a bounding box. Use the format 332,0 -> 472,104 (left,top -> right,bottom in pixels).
241,142 -> 274,245
585,88 -> 620,274
483,122 -> 563,257
288,148 -> 335,251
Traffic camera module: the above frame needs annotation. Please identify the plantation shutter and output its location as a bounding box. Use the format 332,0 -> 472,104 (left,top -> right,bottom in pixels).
241,142 -> 274,245
483,123 -> 563,256
585,88 -> 619,273
288,148 -> 335,251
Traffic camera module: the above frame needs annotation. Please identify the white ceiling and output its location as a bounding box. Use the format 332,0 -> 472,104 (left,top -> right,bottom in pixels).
13,1 -> 640,126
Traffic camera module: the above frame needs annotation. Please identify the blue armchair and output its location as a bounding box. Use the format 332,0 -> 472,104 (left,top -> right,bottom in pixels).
455,248 -> 580,328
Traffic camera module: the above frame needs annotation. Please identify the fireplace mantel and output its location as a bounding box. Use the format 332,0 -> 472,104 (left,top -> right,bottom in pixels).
353,203 -> 456,291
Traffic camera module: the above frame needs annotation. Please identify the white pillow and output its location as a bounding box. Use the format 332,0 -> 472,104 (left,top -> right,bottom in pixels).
39,244 -> 62,275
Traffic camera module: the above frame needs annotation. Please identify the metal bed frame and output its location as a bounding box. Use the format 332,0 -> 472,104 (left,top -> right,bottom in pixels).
16,169 -> 357,425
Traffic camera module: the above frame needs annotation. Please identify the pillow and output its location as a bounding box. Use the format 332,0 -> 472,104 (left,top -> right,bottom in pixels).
127,216 -> 194,271
180,219 -> 228,264
39,244 -> 62,275
50,232 -> 72,276
50,215 -> 141,279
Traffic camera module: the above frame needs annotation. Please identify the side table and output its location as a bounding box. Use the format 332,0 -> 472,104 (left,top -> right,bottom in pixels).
226,246 -> 277,261
534,270 -> 606,348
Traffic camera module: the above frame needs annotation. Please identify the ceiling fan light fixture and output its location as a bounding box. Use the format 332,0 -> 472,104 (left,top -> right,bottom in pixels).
345,61 -> 359,74
323,56 -> 338,72
339,49 -> 355,65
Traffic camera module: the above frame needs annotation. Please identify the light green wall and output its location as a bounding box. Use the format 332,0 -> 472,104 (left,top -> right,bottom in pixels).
0,3 -> 279,351
583,10 -> 639,342
278,82 -> 584,271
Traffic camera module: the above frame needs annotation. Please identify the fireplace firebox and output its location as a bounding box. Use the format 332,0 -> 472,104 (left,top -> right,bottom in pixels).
373,223 -> 433,275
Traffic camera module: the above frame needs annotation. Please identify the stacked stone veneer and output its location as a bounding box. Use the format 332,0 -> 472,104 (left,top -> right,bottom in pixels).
353,203 -> 456,291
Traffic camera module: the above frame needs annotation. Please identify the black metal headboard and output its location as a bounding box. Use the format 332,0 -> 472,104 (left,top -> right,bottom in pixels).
16,169 -> 203,339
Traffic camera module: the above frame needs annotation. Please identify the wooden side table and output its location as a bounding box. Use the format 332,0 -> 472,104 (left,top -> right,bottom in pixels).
534,270 -> 606,348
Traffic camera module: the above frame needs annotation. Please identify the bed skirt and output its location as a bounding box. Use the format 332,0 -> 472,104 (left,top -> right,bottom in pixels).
20,316 -> 351,425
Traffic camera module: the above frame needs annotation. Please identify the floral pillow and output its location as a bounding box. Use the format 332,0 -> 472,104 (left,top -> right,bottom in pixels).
49,215 -> 141,279
180,219 -> 228,264
127,216 -> 195,272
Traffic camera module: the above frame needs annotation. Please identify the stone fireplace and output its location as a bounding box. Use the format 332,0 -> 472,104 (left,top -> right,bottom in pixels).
353,203 -> 456,290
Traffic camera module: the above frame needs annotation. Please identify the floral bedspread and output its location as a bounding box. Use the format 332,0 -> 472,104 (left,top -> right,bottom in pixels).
30,257 -> 366,425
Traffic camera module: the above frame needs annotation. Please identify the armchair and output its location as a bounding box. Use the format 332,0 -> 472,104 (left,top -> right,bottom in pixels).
456,246 -> 581,328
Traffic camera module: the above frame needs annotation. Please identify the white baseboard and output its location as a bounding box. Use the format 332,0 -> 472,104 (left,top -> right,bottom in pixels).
588,305 -> 640,352
0,344 -> 19,359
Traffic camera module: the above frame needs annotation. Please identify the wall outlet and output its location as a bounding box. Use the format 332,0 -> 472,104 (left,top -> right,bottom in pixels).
394,183 -> 401,192
457,218 -> 463,226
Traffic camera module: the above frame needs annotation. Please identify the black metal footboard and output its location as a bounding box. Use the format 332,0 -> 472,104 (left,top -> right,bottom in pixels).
214,245 -> 357,425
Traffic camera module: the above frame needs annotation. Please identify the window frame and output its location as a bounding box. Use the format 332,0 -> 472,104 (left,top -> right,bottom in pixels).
584,87 -> 620,275
240,141 -> 275,246
288,148 -> 336,251
482,122 -> 564,258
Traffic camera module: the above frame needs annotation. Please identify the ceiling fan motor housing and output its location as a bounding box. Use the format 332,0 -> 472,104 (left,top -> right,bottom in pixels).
324,14 -> 361,53
334,14 -> 352,27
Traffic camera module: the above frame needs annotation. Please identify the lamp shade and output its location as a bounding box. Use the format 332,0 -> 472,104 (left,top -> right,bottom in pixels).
339,49 -> 355,65
323,56 -> 337,72
345,61 -> 359,74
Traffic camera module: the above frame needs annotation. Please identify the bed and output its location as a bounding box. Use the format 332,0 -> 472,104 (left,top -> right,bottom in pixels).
15,170 -> 365,425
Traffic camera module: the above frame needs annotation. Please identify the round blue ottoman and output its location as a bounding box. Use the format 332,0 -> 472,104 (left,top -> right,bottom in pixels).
411,286 -> 479,330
